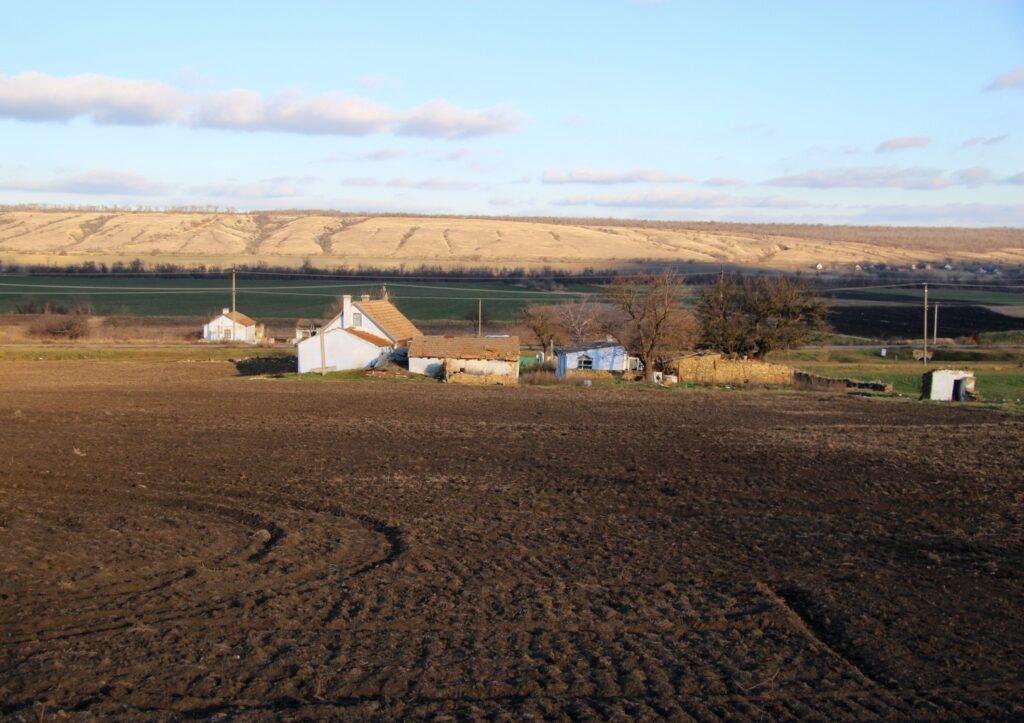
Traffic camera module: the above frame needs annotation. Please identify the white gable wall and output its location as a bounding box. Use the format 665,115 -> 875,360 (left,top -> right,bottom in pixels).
297,327 -> 393,373
322,296 -> 390,341
203,314 -> 259,343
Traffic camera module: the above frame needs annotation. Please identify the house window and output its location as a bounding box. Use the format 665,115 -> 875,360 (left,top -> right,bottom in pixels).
577,354 -> 593,369
352,312 -> 362,327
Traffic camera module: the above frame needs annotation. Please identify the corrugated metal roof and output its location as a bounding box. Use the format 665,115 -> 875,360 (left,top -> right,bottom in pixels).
409,335 -> 520,361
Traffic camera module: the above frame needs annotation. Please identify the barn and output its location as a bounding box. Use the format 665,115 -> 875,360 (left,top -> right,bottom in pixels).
555,341 -> 637,377
203,308 -> 264,344
296,294 -> 420,373
408,335 -> 520,382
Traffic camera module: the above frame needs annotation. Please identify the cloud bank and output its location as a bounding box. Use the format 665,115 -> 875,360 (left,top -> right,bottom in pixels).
763,166 -> 995,190
0,71 -> 522,139
985,68 -> 1024,91
542,168 -> 690,184
0,170 -> 169,195
875,136 -> 931,153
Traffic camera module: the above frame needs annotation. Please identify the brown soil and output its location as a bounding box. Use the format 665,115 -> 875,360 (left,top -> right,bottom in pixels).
1,361 -> 1022,720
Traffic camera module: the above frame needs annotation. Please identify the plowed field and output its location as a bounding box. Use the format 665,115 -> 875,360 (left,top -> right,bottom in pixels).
1,361 -> 1022,720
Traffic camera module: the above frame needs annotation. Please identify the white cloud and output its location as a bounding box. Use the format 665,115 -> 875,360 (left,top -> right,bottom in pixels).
0,71 -> 184,125
0,170 -> 170,195
351,148 -> 407,161
554,188 -> 805,209
0,71 -> 522,139
953,166 -> 995,186
386,176 -> 478,190
339,177 -> 383,187
190,176 -> 311,199
985,68 -> 1024,91
962,134 -> 1008,148
1005,172 -> 1024,185
394,99 -> 522,139
542,168 -> 690,185
765,167 -> 950,190
875,135 -> 931,153
704,177 -> 745,187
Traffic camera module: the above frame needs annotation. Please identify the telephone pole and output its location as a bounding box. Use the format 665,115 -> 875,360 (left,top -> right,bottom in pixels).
922,283 -> 928,365
231,267 -> 238,342
477,299 -> 482,337
933,302 -> 939,347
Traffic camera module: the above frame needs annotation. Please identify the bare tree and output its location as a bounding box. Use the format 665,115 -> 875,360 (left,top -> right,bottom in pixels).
554,300 -> 601,344
517,303 -> 563,359
697,273 -> 830,358
602,272 -> 700,381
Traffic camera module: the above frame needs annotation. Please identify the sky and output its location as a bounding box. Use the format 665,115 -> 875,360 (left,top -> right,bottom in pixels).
0,0 -> 1022,226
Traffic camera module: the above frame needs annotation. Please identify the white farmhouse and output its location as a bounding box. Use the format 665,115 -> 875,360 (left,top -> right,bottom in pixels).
203,308 -> 264,344
296,294 -> 420,373
408,335 -> 520,380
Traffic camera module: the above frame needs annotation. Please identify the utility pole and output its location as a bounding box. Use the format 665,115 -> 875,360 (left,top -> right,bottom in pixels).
231,267 -> 238,343
922,283 -> 928,365
933,302 -> 939,347
477,299 -> 482,337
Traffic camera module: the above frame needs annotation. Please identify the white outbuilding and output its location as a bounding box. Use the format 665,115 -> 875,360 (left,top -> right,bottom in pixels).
296,294 -> 420,373
922,369 -> 976,401
203,308 -> 264,344
408,335 -> 520,380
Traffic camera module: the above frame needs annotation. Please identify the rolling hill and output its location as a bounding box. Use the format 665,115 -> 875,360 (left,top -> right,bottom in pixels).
1,209 -> 1022,270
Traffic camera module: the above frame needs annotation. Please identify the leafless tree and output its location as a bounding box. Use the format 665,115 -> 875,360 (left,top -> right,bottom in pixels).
517,303 -> 563,359
697,273 -> 830,358
554,300 -> 602,344
602,271 -> 700,381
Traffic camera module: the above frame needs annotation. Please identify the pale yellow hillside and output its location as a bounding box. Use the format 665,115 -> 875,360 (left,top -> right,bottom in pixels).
1,210 -> 1022,270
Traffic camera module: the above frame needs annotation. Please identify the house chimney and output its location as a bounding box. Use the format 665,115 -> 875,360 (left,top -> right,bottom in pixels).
222,307 -> 230,314
361,293 -> 371,302
342,294 -> 353,328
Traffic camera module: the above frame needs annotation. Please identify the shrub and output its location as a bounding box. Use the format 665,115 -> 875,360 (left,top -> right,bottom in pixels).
29,314 -> 89,339
234,355 -> 297,376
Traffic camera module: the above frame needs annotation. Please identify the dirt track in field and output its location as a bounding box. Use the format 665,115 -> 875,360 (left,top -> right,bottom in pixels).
1,360 -> 1023,720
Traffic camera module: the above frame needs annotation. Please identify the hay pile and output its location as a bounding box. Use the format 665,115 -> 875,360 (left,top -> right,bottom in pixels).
671,353 -> 794,386
446,372 -> 518,386
565,369 -> 615,380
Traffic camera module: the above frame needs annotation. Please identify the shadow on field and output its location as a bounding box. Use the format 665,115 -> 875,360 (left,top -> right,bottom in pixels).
234,355 -> 297,377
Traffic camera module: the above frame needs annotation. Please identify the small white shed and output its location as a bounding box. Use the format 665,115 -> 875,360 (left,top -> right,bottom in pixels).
203,309 -> 264,344
922,369 -> 976,401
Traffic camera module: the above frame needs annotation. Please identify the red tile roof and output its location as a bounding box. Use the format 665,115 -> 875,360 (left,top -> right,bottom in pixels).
354,299 -> 420,344
345,327 -> 392,347
409,335 -> 520,362
212,310 -> 256,326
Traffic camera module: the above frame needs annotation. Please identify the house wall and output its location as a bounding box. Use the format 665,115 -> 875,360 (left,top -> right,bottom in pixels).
297,328 -> 391,373
409,356 -> 518,378
556,346 -> 627,377
203,315 -> 259,343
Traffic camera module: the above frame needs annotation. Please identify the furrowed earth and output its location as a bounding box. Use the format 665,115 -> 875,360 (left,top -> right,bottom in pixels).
1,360 -> 1023,720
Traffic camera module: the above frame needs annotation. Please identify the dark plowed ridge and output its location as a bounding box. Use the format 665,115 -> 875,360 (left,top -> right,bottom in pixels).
0,361 -> 1022,720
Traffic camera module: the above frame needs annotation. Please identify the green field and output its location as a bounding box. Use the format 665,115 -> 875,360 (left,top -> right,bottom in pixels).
772,347 -> 1024,403
0,276 -> 602,321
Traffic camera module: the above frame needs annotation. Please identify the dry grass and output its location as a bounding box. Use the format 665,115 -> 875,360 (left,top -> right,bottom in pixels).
3,209 -> 1023,271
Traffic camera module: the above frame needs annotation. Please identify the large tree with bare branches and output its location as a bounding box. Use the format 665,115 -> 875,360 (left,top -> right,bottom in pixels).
516,303 -> 563,359
602,272 -> 700,381
697,273 -> 830,358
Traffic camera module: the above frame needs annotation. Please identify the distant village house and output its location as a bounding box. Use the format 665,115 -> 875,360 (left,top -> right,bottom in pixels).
296,294 -> 420,373
203,308 -> 264,344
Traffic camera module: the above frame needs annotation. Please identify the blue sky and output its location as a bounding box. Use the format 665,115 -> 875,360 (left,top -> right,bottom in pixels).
0,0 -> 1022,225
